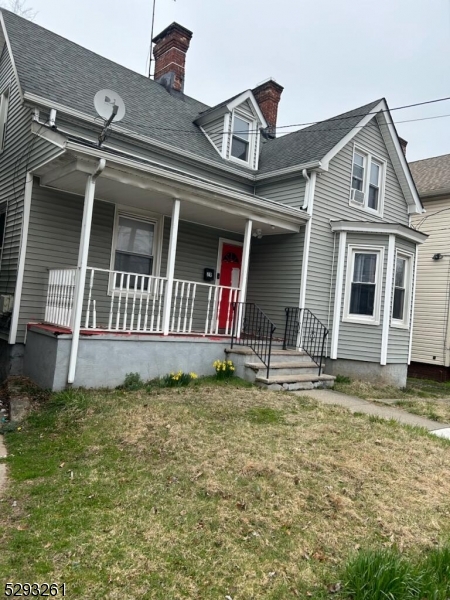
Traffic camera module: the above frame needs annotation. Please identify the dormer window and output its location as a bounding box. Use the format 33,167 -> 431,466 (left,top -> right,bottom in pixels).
231,115 -> 251,162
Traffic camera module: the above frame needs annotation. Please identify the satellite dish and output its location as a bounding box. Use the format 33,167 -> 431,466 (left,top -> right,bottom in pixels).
94,89 -> 126,122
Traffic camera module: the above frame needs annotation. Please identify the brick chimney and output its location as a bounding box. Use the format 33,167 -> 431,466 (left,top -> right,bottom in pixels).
399,136 -> 408,157
252,79 -> 284,139
152,22 -> 193,94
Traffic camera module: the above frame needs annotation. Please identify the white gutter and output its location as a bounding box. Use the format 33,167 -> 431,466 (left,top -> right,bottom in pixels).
255,161 -> 323,182
67,159 -> 106,384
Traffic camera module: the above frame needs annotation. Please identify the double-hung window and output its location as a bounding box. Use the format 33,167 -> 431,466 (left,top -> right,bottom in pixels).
230,114 -> 251,162
391,252 -> 412,327
344,247 -> 383,325
350,146 -> 385,215
113,214 -> 158,290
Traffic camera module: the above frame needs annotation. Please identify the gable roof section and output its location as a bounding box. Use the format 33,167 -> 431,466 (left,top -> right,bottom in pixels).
258,99 -> 381,174
0,10 -> 257,175
409,153 -> 450,198
194,90 -> 267,127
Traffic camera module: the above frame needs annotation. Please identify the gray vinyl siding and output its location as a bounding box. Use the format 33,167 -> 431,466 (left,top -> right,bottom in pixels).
18,185 -> 115,343
246,230 -> 305,335
411,197 -> 450,366
387,238 -> 416,364
202,116 -> 225,155
160,218 -> 243,280
337,234 -> 389,362
255,176 -> 307,209
235,100 -> 257,122
306,119 -> 411,360
0,44 -> 62,337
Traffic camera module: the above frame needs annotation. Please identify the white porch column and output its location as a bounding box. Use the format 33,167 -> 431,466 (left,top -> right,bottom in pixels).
162,198 -> 180,335
238,219 -> 252,305
67,159 -> 106,384
330,231 -> 347,360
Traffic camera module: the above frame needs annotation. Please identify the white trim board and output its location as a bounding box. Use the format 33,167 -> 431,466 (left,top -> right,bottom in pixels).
330,231 -> 347,359
380,235 -> 396,365
330,221 -> 428,245
9,173 -> 33,345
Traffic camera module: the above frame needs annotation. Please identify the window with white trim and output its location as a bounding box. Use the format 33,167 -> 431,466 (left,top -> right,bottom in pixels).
112,213 -> 159,289
350,147 -> 385,215
230,114 -> 251,162
392,252 -> 412,327
344,247 -> 383,324
0,89 -> 9,152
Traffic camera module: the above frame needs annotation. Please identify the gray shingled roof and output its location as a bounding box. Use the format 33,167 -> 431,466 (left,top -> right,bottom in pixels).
1,10 -> 258,172
2,10 -> 383,178
258,99 -> 382,174
409,154 -> 450,197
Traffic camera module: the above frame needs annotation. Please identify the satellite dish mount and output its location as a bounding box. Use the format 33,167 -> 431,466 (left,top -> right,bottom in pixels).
94,89 -> 126,147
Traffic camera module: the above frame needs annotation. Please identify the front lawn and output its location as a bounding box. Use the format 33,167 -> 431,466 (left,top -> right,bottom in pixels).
1,381 -> 450,598
334,377 -> 450,423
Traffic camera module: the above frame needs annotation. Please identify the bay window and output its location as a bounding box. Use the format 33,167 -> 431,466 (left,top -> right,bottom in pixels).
344,246 -> 383,324
392,252 -> 412,327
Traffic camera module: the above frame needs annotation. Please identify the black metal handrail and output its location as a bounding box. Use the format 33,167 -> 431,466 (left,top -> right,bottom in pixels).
231,302 -> 276,379
283,307 -> 328,375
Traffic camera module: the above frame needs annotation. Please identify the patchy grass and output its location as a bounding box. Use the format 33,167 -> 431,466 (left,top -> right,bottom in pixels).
334,377 -> 450,423
1,384 -> 450,599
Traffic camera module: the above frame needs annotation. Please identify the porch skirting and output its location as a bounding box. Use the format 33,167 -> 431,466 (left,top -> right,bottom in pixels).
23,326 -> 229,391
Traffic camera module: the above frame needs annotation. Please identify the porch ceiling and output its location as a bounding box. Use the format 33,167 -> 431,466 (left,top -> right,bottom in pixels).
33,150 -> 307,236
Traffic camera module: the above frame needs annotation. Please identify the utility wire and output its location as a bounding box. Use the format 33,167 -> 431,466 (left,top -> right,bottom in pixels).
108,95 -> 450,136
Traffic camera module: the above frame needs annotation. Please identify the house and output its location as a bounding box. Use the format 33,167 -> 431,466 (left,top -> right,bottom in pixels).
409,153 -> 450,381
0,11 -> 427,390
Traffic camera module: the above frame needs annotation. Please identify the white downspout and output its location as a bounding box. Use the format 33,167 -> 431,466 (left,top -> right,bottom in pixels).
298,170 -> 316,310
67,159 -> 106,384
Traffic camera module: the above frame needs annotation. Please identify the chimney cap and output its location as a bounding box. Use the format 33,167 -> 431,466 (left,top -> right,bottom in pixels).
152,22 -> 193,44
253,78 -> 284,95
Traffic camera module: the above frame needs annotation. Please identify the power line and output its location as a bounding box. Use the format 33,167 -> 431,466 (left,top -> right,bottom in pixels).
112,95 -> 450,136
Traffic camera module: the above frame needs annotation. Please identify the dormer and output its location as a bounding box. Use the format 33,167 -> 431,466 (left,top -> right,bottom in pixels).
195,83 -> 282,171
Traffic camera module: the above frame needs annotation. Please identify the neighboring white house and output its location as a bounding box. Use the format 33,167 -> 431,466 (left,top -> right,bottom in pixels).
0,11 -> 426,390
409,154 -> 450,381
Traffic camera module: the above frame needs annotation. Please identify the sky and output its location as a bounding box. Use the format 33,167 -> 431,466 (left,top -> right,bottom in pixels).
11,0 -> 450,161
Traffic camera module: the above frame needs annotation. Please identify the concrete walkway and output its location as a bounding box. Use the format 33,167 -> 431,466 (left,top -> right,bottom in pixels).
294,389 -> 450,439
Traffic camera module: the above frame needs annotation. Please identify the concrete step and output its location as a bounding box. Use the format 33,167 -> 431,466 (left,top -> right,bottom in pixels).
246,361 -> 324,376
255,373 -> 336,392
226,347 -> 310,364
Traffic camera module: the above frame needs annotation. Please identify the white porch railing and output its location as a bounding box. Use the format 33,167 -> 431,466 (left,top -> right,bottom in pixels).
44,268 -> 77,328
45,267 -> 240,336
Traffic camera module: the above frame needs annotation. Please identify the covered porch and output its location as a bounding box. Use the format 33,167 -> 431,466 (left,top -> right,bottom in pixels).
29,141 -> 307,385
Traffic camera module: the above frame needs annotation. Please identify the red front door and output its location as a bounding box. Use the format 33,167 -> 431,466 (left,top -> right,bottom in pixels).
218,243 -> 243,329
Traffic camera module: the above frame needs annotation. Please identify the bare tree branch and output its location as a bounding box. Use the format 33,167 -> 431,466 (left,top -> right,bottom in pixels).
0,0 -> 37,20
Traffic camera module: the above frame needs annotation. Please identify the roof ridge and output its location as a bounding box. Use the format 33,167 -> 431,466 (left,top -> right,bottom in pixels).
0,8 -> 210,110
409,153 -> 450,165
267,98 -> 384,145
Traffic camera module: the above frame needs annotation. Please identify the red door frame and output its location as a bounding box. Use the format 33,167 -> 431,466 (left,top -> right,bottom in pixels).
216,238 -> 243,330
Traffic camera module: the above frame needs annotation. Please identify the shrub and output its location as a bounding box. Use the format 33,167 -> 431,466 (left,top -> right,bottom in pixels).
213,359 -> 235,379
122,372 -> 144,391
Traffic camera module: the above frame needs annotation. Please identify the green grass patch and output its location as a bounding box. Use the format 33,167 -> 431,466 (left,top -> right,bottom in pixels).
2,385 -> 450,598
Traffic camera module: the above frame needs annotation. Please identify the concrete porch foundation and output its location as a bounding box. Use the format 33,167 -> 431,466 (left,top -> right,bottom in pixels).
325,358 -> 408,387
23,326 -> 229,390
